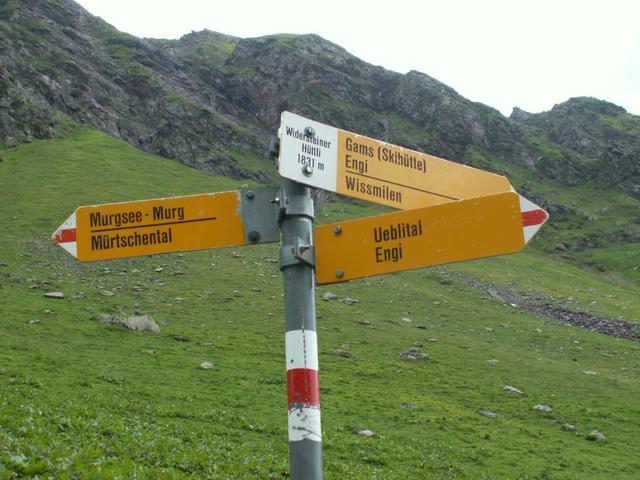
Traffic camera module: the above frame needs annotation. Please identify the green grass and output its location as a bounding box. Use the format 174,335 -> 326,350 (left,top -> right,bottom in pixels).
1,131 -> 639,479
270,34 -> 299,49
534,183 -> 639,254
228,147 -> 277,180
388,114 -> 433,150
447,251 -> 640,321
569,243 -> 640,284
184,38 -> 239,68
1,129 -> 244,232
163,90 -> 209,114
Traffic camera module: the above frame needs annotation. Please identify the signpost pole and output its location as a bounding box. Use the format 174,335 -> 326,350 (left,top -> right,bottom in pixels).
278,177 -> 323,480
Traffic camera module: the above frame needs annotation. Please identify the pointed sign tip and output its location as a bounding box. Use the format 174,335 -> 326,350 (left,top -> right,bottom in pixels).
518,195 -> 548,243
521,207 -> 549,227
52,212 -> 78,258
52,227 -> 77,244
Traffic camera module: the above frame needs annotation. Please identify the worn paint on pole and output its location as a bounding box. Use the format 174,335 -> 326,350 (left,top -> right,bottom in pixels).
279,178 -> 323,480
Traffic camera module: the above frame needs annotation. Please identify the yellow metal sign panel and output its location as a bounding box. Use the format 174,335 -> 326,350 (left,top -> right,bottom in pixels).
60,191 -> 245,262
335,130 -> 512,210
315,192 -> 526,284
279,112 -> 549,284
278,111 -> 512,210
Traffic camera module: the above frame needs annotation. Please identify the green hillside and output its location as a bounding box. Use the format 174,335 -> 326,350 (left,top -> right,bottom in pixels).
1,131 -> 640,479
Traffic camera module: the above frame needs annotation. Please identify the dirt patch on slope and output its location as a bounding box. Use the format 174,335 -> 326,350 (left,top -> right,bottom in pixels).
451,275 -> 640,342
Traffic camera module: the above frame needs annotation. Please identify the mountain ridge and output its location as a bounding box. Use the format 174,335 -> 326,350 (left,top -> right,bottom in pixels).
1,0 -> 639,199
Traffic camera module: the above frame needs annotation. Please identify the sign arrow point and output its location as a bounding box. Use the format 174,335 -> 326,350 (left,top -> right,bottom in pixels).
519,195 -> 549,243
52,212 -> 78,258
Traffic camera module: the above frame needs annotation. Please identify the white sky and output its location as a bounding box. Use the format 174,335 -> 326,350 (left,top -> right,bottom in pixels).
74,0 -> 639,117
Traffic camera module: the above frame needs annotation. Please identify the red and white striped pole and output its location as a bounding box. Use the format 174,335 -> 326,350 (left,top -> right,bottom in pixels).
279,178 -> 323,479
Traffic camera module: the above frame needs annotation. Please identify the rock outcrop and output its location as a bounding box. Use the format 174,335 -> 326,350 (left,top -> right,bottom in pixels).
1,0 -> 638,197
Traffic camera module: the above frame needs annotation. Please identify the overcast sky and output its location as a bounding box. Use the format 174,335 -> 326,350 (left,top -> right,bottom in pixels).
74,0 -> 639,117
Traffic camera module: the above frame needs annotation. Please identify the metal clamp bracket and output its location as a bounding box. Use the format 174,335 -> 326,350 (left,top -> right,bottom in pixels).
280,238 -> 315,269
278,185 -> 315,221
241,187 -> 281,245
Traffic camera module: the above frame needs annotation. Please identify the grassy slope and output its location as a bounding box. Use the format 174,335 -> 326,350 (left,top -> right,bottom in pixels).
1,131 -> 639,479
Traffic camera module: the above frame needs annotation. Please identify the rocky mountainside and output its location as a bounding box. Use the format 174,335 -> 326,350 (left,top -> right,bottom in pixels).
1,0 -> 639,197
511,98 -> 640,197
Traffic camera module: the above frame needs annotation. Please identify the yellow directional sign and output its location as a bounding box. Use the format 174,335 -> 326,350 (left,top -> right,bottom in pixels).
314,192 -> 548,285
279,111 -> 512,209
278,111 -> 549,284
52,189 -> 279,262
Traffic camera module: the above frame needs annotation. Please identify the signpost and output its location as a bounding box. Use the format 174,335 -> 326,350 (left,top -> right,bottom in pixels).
52,189 -> 280,262
314,191 -> 548,284
278,111 -> 512,210
52,110 -> 549,480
